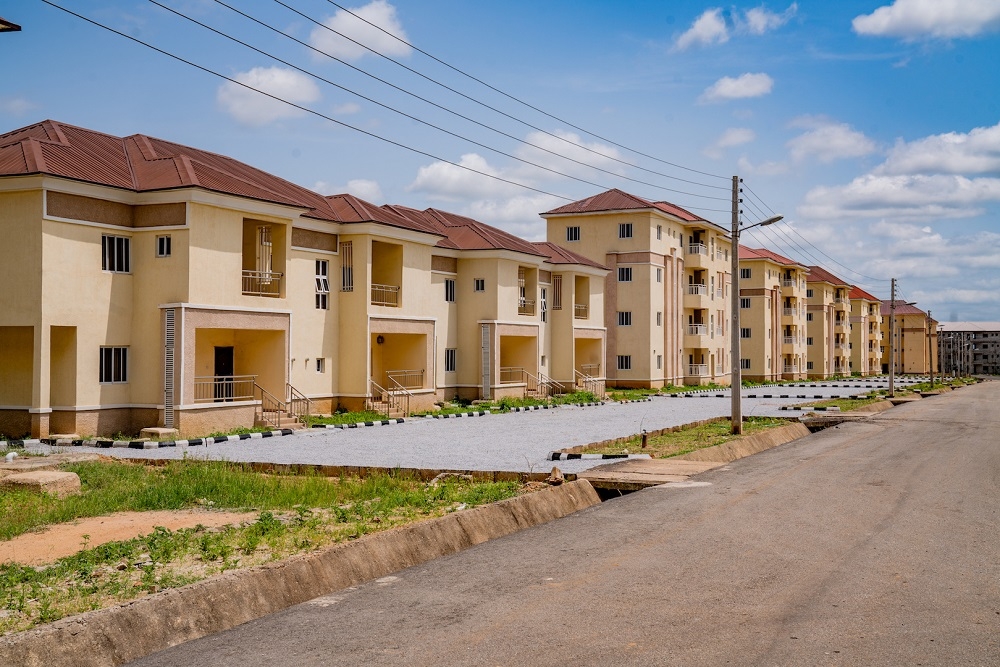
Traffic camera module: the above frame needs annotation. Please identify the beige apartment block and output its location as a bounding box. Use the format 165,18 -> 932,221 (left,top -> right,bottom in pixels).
736,247 -> 808,382
542,189 -> 733,388
848,286 -> 883,376
0,120 -> 605,438
805,266 -> 852,378
880,301 -> 937,374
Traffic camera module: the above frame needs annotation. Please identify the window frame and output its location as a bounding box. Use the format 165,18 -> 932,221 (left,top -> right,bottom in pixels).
617,311 -> 632,327
474,278 -> 486,292
617,355 -> 632,371
101,234 -> 131,273
444,278 -> 456,303
617,266 -> 632,282
444,348 -> 457,373
99,346 -> 129,384
740,297 -> 751,309
315,259 -> 330,310
155,234 -> 171,258
618,223 -> 633,239
739,267 -> 751,280
566,226 -> 581,242
740,328 -> 752,339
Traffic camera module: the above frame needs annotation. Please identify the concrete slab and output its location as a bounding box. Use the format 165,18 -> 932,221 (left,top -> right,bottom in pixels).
1,471 -> 81,498
578,459 -> 724,490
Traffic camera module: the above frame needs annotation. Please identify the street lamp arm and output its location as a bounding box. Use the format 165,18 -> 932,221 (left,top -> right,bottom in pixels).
741,215 -> 783,232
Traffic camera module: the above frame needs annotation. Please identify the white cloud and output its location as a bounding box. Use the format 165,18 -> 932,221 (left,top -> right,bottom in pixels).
877,121 -> 1000,175
704,127 -> 755,158
312,178 -> 383,202
674,8 -> 729,51
0,96 -> 36,116
408,153 -> 522,201
217,67 -> 320,126
853,0 -> 1000,40
309,0 -> 412,61
786,117 -> 877,163
699,73 -> 773,103
737,155 -> 788,175
511,129 -> 624,181
332,102 -> 362,115
743,3 -> 798,34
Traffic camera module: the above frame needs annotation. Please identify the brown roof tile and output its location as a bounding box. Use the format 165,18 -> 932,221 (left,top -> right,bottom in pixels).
881,300 -> 927,317
849,286 -> 880,302
530,242 -> 609,270
738,245 -> 805,267
542,188 -> 707,223
805,265 -> 851,286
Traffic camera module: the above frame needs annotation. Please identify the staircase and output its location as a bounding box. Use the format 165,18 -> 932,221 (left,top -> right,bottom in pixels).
254,382 -> 311,430
367,378 -> 410,419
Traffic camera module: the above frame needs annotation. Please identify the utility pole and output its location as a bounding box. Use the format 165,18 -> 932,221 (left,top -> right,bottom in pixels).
928,310 -> 934,387
730,176 -> 742,435
888,278 -> 896,397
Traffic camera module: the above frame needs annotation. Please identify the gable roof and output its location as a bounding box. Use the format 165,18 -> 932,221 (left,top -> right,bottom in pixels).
881,300 -> 927,317
849,286 -> 880,302
0,120 -> 344,222
806,265 -> 851,286
530,242 -> 608,270
738,245 -> 805,267
325,194 -> 444,238
541,188 -> 711,225
383,205 -> 547,257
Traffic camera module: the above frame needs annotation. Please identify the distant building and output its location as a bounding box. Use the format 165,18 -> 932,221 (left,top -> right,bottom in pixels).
805,266 -> 853,378
880,301 -> 937,374
937,322 -> 1000,376
848,286 -> 883,377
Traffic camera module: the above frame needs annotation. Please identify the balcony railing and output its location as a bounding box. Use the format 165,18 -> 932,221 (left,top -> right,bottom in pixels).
580,363 -> 601,376
716,326 -> 724,337
194,375 -> 257,403
782,336 -> 796,345
371,283 -> 400,307
783,364 -> 797,373
518,298 -> 536,316
242,270 -> 282,297
500,366 -> 526,384
687,284 -> 708,296
835,319 -> 847,327
781,278 -> 796,287
782,307 -> 796,316
687,324 -> 707,336
687,364 -> 708,376
574,303 -> 589,319
687,243 -> 709,256
385,369 -> 424,390
834,297 -> 847,305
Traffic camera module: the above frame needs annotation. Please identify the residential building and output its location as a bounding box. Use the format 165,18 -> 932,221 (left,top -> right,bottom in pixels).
736,247 -> 808,381
936,322 -> 1000,375
541,189 -> 733,387
880,301 -> 937,374
848,286 -> 883,376
0,120 -> 605,438
805,266 -> 852,378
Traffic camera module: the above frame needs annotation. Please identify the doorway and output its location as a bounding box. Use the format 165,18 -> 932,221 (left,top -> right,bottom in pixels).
214,346 -> 234,401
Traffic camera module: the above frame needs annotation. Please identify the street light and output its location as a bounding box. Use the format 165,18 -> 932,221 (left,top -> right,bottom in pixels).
730,207 -> 784,435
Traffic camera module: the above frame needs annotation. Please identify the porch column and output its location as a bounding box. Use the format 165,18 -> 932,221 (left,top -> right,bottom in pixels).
30,324 -> 51,438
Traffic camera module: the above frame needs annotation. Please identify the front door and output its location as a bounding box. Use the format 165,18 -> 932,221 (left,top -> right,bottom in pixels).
214,346 -> 234,401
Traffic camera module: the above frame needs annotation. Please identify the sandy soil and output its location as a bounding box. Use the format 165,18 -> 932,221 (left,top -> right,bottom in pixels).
1,510 -> 258,566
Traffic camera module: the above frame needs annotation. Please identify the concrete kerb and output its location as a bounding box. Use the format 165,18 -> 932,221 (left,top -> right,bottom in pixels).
0,479 -> 601,667
671,422 -> 812,464
3,430 -> 297,450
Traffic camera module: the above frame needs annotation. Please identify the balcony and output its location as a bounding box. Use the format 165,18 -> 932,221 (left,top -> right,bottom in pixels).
194,375 -> 256,403
783,364 -> 797,374
782,336 -> 796,345
518,298 -> 536,316
574,303 -> 589,319
687,283 -> 708,296
687,364 -> 708,377
781,278 -> 796,288
686,244 -> 711,268
688,324 -> 707,336
371,283 -> 400,307
687,243 -> 709,256
386,369 -> 424,390
782,307 -> 796,317
242,270 -> 283,297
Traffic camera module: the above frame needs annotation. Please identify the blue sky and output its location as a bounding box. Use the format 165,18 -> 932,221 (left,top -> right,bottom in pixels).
3,0 -> 1000,320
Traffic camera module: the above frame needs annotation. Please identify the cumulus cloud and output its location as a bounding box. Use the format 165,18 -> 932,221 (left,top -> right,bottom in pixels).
786,117 -> 877,163
877,121 -> 1000,175
853,0 -> 1000,40
312,178 -> 383,202
309,0 -> 412,61
674,8 -> 729,50
217,67 -> 320,126
699,73 -> 773,103
673,4 -> 797,50
332,102 -> 362,115
0,96 -> 36,116
511,129 -> 624,181
704,127 -> 756,158
743,3 -> 798,34
408,153 -> 523,201
737,155 -> 788,175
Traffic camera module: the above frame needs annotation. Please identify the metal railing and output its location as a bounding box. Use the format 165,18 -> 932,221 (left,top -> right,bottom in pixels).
518,298 -> 536,316
687,364 -> 708,376
371,283 -> 400,307
194,375 -> 256,403
783,365 -> 797,373
242,270 -> 282,297
574,303 -> 589,319
499,366 -> 525,384
782,307 -> 796,317
286,383 -> 311,422
574,368 -> 605,398
687,284 -> 708,296
783,336 -> 797,345
781,278 -> 796,287
536,371 -> 566,398
386,369 -> 424,390
368,378 -> 410,418
687,243 -> 708,256
687,324 -> 707,336
581,363 -> 601,376
254,383 -> 284,429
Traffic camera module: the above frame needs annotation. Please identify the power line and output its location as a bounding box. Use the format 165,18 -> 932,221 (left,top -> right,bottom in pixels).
277,0 -> 731,189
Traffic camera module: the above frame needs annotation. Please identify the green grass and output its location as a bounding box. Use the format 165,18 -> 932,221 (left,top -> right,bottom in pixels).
586,416 -> 792,459
0,459 -> 522,635
303,411 -> 386,426
801,396 -> 884,411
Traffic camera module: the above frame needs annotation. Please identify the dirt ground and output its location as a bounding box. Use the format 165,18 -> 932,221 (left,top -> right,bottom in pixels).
0,510 -> 258,566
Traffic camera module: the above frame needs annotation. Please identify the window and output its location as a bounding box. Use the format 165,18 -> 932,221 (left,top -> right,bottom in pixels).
566,226 -> 580,242
540,287 -> 547,323
656,311 -> 662,326
552,275 -> 562,309
741,358 -> 751,370
807,313 -> 814,321
657,355 -> 662,370
618,311 -> 632,326
99,346 -> 128,384
445,278 -> 456,303
618,267 -> 632,282
316,358 -> 326,373
807,361 -> 814,370
445,348 -> 457,373
315,260 -> 330,310
474,278 -> 485,292
806,289 -> 814,298
619,223 -> 633,239
340,241 -> 354,292
740,328 -> 751,339
656,225 -> 662,240
807,337 -> 813,345
740,268 -> 751,279
740,297 -> 751,309
656,267 -> 662,283
101,235 -> 130,273
617,355 -> 632,371
156,235 -> 171,258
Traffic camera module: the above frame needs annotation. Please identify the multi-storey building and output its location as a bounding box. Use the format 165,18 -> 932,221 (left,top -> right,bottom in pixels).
805,266 -> 852,378
848,286 -> 883,376
541,189 -> 733,387
736,247 -> 808,381
937,322 -> 1000,375
879,301 -> 937,374
0,120 -> 606,438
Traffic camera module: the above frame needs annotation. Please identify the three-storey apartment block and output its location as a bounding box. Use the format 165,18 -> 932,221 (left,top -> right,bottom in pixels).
848,286 -> 883,376
805,266 -> 853,378
541,189 -> 732,387
880,301 -> 937,374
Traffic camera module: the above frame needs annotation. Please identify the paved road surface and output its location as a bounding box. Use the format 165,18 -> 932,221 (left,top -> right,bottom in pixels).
129,380 -> 998,666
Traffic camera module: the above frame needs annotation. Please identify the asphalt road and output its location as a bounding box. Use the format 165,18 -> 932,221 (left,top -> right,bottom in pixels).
129,380 -> 998,667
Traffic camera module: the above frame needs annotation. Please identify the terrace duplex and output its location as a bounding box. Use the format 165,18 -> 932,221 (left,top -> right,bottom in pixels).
0,120 -> 606,438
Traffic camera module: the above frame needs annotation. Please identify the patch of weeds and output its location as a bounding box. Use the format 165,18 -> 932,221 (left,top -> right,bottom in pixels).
303,411 -> 386,426
585,417 -> 793,458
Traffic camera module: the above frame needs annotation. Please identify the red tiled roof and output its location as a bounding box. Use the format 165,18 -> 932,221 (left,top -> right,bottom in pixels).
530,242 -> 609,270
849,286 -> 880,302
385,205 -> 546,257
738,245 -> 804,267
0,120 -> 344,221
805,265 -> 851,286
881,300 -> 927,317
325,195 -> 444,238
542,188 -> 707,223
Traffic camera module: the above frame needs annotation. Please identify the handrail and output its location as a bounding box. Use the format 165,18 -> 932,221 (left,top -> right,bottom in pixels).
242,270 -> 282,297
371,283 -> 400,307
254,382 -> 284,429
386,369 -> 423,390
536,371 -> 566,398
194,375 -> 256,403
286,383 -> 311,425
369,376 -> 412,418
574,368 -> 605,398
574,303 -> 589,319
